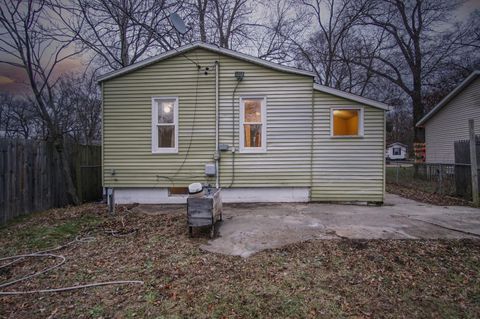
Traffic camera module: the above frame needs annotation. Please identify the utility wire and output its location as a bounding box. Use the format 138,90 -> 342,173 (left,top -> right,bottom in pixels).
155,52 -> 202,186
171,63 -> 201,178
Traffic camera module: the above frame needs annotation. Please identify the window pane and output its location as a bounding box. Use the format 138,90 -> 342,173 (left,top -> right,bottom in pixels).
244,99 -> 262,122
158,125 -> 175,148
333,109 -> 359,136
244,124 -> 262,147
158,101 -> 174,124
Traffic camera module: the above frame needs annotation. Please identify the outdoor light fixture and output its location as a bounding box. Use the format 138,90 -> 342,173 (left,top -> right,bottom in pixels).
235,71 -> 245,81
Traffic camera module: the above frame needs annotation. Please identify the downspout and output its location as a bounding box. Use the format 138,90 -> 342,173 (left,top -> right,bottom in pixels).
215,60 -> 220,189
101,81 -> 104,190
309,85 -> 314,201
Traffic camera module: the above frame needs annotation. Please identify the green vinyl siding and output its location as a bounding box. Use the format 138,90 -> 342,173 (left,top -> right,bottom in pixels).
103,49 -> 216,187
311,90 -> 385,202
103,48 -> 314,188
102,46 -> 385,202
217,53 -> 314,187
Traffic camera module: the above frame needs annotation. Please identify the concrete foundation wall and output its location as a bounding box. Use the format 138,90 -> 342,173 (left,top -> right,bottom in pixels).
113,187 -> 310,204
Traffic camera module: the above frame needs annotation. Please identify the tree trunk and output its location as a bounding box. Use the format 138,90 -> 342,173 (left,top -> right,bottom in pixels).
412,74 -> 425,143
198,0 -> 207,42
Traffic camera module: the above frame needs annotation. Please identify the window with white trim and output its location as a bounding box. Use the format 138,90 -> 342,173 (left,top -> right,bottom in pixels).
152,97 -> 178,153
330,107 -> 364,137
240,97 -> 267,152
393,147 -> 401,156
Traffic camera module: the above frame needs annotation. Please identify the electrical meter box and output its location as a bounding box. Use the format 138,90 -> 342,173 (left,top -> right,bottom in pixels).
205,163 -> 216,176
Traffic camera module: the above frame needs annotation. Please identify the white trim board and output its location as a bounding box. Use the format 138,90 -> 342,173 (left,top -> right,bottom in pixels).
113,187 -> 310,204
97,42 -> 315,83
313,84 -> 391,111
114,188 -> 186,204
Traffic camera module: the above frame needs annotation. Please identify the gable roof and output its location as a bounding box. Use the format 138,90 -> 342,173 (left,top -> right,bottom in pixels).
387,142 -> 407,148
313,84 -> 390,111
417,70 -> 480,127
97,42 -> 391,111
97,42 -> 315,83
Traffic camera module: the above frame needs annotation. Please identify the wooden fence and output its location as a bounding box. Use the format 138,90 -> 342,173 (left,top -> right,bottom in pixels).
454,136 -> 480,200
0,139 -> 102,225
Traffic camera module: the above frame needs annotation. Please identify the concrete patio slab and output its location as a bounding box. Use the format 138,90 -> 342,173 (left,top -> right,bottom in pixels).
200,193 -> 480,257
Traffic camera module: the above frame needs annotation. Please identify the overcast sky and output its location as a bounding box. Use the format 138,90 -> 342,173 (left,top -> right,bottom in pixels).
1,0 -> 479,95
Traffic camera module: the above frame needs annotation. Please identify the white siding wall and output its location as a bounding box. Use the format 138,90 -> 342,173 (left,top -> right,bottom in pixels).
425,78 -> 480,164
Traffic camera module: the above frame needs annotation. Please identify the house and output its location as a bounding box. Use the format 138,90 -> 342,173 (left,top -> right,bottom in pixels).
417,70 -> 480,164
386,142 -> 407,160
98,42 -> 389,204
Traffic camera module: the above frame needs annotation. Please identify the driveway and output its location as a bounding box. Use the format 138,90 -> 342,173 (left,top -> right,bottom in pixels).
201,193 -> 480,257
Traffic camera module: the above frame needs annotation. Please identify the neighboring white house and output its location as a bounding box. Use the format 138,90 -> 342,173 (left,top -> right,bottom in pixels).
417,70 -> 480,164
386,142 -> 407,160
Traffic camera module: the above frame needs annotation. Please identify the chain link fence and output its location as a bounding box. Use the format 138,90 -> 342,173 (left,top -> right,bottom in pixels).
386,162 -> 475,200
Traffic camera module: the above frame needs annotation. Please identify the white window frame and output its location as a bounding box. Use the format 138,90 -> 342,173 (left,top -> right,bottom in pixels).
330,106 -> 364,138
151,96 -> 179,154
239,96 -> 267,153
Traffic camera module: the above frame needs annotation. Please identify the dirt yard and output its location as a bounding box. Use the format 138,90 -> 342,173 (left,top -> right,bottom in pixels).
1,204 -> 479,318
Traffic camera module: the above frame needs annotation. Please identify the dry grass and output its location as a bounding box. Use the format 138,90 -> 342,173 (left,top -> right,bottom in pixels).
386,183 -> 471,206
1,204 -> 479,318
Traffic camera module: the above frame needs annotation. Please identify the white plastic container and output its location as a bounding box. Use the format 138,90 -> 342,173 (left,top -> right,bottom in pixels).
188,182 -> 204,198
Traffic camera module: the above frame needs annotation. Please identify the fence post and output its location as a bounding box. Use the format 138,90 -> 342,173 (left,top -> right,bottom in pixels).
469,119 -> 479,206
396,162 -> 399,184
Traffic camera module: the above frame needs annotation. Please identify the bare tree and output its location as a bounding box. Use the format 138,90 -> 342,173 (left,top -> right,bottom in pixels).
387,106 -> 414,146
1,96 -> 37,139
183,0 -> 209,43
0,0 -> 81,204
53,0 -> 180,71
180,0 -> 254,49
249,0 -> 307,63
55,73 -> 102,144
351,0 -> 473,143
295,0 -> 372,88
208,0 -> 252,49
257,0 -> 379,94
0,94 -> 15,138
456,10 -> 480,50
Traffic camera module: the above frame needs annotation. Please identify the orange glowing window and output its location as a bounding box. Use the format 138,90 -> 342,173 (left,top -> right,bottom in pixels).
331,108 -> 362,137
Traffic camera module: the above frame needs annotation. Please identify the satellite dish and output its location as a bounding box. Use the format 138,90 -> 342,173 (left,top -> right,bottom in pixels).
169,13 -> 187,35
